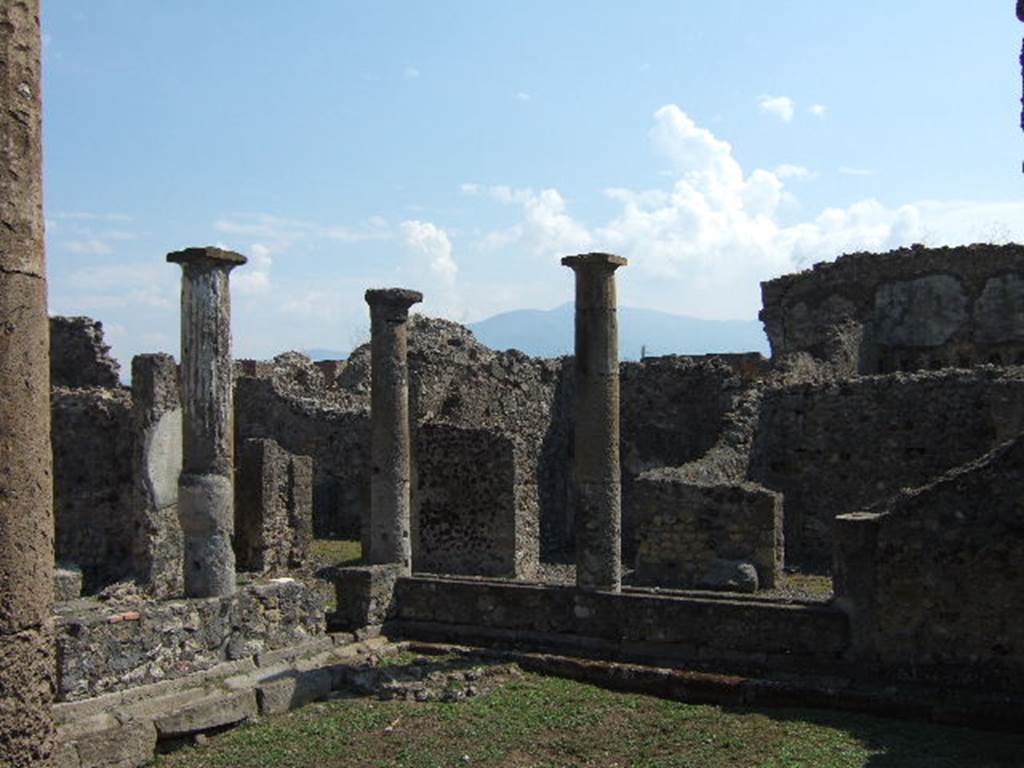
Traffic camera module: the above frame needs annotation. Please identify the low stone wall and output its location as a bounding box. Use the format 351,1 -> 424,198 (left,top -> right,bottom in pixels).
413,422 -> 538,578
392,576 -> 848,672
52,386 -> 134,593
834,436 -> 1024,693
55,579 -> 325,701
633,475 -> 782,591
749,368 -> 1024,568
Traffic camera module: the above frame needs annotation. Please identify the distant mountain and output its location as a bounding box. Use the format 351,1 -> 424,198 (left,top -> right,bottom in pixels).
468,303 -> 769,359
304,347 -> 348,361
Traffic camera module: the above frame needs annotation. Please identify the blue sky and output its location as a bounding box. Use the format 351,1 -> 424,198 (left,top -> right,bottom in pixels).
42,1 -> 1024,365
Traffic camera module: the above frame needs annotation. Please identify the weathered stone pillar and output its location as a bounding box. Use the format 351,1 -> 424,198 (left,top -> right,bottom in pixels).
167,247 -> 246,597
0,1 -> 56,764
365,288 -> 422,573
131,353 -> 183,598
562,253 -> 628,592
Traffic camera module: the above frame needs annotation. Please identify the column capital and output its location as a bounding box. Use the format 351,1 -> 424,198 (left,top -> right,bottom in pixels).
561,252 -> 628,271
365,287 -> 423,314
167,246 -> 247,269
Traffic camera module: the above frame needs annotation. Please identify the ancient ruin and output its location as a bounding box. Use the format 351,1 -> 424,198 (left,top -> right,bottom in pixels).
2,2 -> 1024,763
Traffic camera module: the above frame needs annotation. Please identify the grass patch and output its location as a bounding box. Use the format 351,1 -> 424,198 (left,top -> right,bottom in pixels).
309,539 -> 362,568
153,671 -> 1023,768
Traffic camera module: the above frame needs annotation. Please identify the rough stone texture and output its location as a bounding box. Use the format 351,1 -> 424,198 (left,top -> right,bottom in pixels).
130,354 -> 183,597
55,579 -> 324,701
563,253 -> 627,591
1,4 -> 55,761
235,355 -> 370,540
168,246 -> 245,597
49,316 -> 121,388
52,386 -> 134,593
633,475 -> 782,591
413,422 -> 537,578
366,288 -> 422,573
154,690 -> 258,739
834,436 -> 1024,693
333,564 -> 403,630
0,626 -> 57,766
749,367 -> 1024,568
759,243 -> 1024,374
393,576 -> 849,672
256,668 -> 333,716
54,565 -> 83,602
235,437 -> 313,573
619,356 -> 762,555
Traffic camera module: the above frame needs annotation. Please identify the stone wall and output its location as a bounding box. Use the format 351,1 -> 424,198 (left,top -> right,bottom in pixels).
55,579 -> 325,701
235,437 -> 313,573
748,367 -> 1024,568
834,435 -> 1024,693
130,353 -> 183,597
50,315 -> 121,387
412,422 -> 538,578
760,243 -> 1024,374
393,576 -> 849,673
633,475 -> 782,591
52,385 -> 135,592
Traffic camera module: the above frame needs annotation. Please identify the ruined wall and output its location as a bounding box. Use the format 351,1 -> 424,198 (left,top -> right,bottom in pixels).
633,476 -> 782,591
52,386 -> 135,592
234,356 -> 370,540
235,438 -> 313,573
55,579 -> 324,701
834,436 -> 1024,692
50,315 -> 121,387
749,367 -> 1024,568
760,243 -> 1024,374
412,423 -> 538,578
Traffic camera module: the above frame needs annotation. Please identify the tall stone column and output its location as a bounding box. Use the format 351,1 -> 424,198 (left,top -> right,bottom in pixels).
562,253 -> 628,592
365,288 -> 422,574
0,1 -> 56,764
167,247 -> 246,597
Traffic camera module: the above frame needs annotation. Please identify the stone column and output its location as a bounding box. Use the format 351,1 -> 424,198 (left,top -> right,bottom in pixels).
167,247 -> 246,597
365,288 -> 422,573
562,253 -> 628,592
0,1 -> 56,764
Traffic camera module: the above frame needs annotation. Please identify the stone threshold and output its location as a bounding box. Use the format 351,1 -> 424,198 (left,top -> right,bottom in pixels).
54,628 -> 391,768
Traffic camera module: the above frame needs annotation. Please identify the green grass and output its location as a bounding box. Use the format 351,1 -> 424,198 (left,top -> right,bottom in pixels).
152,671 -> 1023,768
309,539 -> 363,568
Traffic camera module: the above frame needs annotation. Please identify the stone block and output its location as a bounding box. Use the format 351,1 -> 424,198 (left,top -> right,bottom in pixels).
50,315 -> 121,388
257,668 -> 333,716
154,690 -> 257,739
334,564 -> 403,630
73,718 -> 156,768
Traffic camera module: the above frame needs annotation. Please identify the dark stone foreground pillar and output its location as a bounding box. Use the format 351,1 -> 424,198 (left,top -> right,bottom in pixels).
365,288 -> 422,574
167,247 -> 246,597
562,253 -> 627,592
0,1 -> 56,764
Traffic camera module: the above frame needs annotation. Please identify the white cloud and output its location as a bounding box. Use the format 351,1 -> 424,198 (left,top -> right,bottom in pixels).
401,220 -> 458,282
515,92 -> 531,102
65,239 -> 114,255
839,166 -> 876,177
233,242 -> 273,295
403,66 -> 420,80
809,103 -> 828,118
774,163 -> 815,180
758,94 -> 795,123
